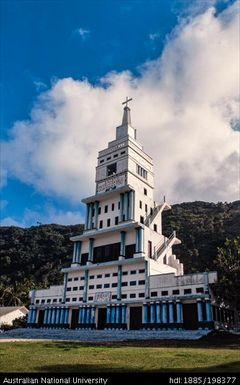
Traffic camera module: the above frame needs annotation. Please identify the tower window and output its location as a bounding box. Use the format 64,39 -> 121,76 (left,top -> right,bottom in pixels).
98,207 -> 101,215
115,216 -> 119,225
145,204 -> 147,212
112,203 -> 115,211
154,224 -> 157,232
99,220 -> 103,229
107,218 -> 111,227
113,153 -> 118,158
120,151 -> 126,155
140,216 -> 144,224
100,159 -> 104,164
107,163 -> 117,176
107,156 -> 111,161
104,205 -> 108,213
118,201 -> 120,209
144,188 -> 147,195
139,200 -> 142,209
137,165 -> 148,179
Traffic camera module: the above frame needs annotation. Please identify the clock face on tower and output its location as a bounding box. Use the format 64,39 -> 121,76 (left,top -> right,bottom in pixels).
97,173 -> 127,194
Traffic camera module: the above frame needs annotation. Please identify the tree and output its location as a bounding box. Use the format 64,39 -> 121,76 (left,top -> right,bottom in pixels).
213,237 -> 240,310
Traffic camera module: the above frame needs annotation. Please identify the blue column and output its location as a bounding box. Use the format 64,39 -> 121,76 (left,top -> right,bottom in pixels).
116,305 -> 121,324
120,193 -> 124,221
156,302 -> 161,323
94,201 -> 99,229
83,270 -> 89,302
51,308 -> 56,325
74,242 -> 81,264
139,227 -> 144,252
27,307 -> 32,324
85,203 -> 90,230
43,308 -> 48,325
106,305 -> 111,324
64,308 -> 69,325
88,238 -> 94,262
72,242 -> 76,263
88,203 -> 93,229
124,192 -> 129,220
111,305 -> 116,324
197,300 -> 203,322
162,302 -> 168,324
206,300 -> 213,322
135,228 -> 139,252
143,303 -> 148,324
78,307 -> 83,324
145,259 -> 150,299
91,306 -> 95,325
176,301 -> 183,324
55,307 -> 60,325
128,190 -> 134,220
169,302 -> 174,323
62,272 -> 68,303
60,308 -> 65,325
150,303 -> 155,323
121,305 -> 126,324
120,231 -> 126,257
117,265 -> 122,300
47,308 -> 52,325
86,307 -> 91,324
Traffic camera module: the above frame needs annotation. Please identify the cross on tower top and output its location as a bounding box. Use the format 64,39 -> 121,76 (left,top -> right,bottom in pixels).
122,97 -> 133,108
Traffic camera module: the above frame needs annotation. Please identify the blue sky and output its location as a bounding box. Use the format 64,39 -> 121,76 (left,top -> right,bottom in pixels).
0,0 -> 239,227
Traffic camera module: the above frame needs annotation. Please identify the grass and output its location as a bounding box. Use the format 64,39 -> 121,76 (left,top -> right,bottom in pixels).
0,334 -> 240,372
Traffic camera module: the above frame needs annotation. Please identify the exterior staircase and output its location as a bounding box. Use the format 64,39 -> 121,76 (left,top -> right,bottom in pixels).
153,231 -> 180,261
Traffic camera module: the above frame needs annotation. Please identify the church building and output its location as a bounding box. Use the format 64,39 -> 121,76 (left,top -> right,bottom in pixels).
27,99 -> 234,331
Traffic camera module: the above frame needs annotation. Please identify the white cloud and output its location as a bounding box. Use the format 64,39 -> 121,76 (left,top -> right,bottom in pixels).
75,27 -> 90,40
2,1 -> 239,205
149,33 -> 160,41
0,205 -> 84,227
0,200 -> 8,210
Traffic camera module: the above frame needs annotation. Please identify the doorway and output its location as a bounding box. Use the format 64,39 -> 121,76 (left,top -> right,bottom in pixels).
97,308 -> 107,329
37,310 -> 44,326
183,303 -> 198,329
129,306 -> 142,330
71,309 -> 79,329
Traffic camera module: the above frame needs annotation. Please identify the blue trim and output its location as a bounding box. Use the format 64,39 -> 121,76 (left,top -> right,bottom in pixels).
55,308 -> 60,324
62,272 -> 68,303
117,265 -> 122,300
197,301 -> 203,322
116,306 -> 121,323
176,302 -> 183,323
206,301 -> 213,322
83,270 -> 89,302
121,305 -> 126,324
43,308 -> 48,324
162,303 -> 168,323
86,307 -> 91,324
110,306 -> 116,324
120,231 -> 126,256
169,302 -> 174,323
64,308 -> 69,324
107,306 -> 111,324
156,303 -> 161,323
124,192 -> 129,220
94,201 -> 99,229
150,303 -> 155,323
88,238 -> 94,262
143,303 -> 148,324
91,307 -> 95,324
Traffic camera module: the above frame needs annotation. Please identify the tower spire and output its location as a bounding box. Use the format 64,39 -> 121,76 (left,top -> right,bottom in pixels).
122,97 -> 132,125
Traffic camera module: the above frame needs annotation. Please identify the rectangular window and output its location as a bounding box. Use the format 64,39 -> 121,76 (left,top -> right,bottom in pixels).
154,224 -> 157,232
120,151 -> 126,155
196,287 -> 204,293
107,163 -> 117,176
47,299 -> 51,303
99,220 -> 103,229
36,299 -> 40,304
96,284 -> 102,289
113,154 -> 118,158
98,207 -> 101,215
107,218 -> 111,227
79,286 -> 84,290
105,273 -> 110,278
67,288 -> 71,292
139,269 -> 145,274
74,277 -> 78,281
68,278 -> 72,282
112,272 -> 118,277
139,200 -> 142,209
118,201 -> 120,210
151,292 -> 158,297
122,282 -> 128,287
89,275 -> 94,279
140,216 -> 144,224
100,159 -> 104,164
130,293 -> 136,298
144,188 -> 147,195
104,205 -> 108,213
88,296 -> 93,301
66,298 -> 70,302
115,216 -> 119,225
122,271 -> 128,276
130,281 -> 136,286
106,156 -> 111,161
104,283 -> 110,288
73,287 -> 78,291
112,203 -> 115,211
161,291 -> 168,296
97,274 -> 102,279
145,204 -> 147,212
136,165 -> 148,179
112,295 -> 117,299
79,297 -> 83,301
173,289 -> 180,295
138,293 -> 145,298
72,298 -> 77,302
122,294 -> 127,299
184,288 -> 192,295
138,280 -> 145,285
112,283 -> 117,288
89,285 -> 94,289
130,270 -> 136,275
80,277 -> 85,281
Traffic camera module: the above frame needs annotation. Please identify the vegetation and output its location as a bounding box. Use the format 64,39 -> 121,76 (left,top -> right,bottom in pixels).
0,201 -> 239,308
0,336 -> 239,372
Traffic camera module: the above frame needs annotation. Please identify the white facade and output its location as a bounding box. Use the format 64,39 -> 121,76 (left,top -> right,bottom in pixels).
28,102 -> 225,331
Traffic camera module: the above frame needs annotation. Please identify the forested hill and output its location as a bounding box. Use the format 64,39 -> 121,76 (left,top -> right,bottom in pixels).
0,201 -> 239,306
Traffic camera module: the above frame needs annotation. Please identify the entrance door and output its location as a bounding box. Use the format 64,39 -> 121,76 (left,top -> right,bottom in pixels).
183,303 -> 198,329
38,310 -> 44,327
98,308 -> 106,329
129,306 -> 142,330
71,309 -> 79,329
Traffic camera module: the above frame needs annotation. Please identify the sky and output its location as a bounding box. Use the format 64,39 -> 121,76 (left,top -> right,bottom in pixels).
0,0 -> 239,227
